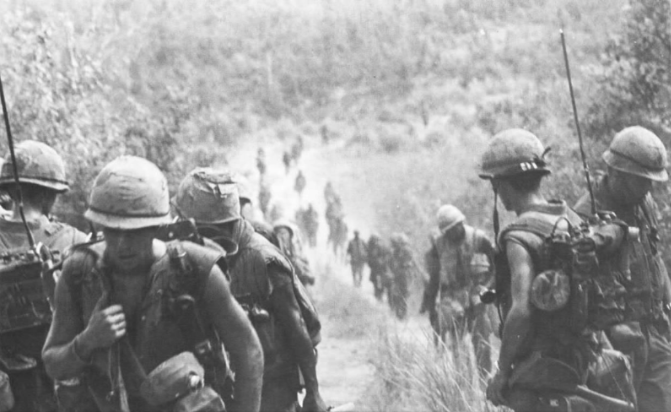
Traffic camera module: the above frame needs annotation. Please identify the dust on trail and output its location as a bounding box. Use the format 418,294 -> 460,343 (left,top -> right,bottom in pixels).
228,135 -> 437,409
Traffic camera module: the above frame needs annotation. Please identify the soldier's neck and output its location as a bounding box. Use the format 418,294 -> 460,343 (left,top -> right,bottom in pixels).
513,192 -> 546,216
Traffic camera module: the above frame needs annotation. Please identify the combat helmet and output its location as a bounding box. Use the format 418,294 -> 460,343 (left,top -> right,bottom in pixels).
479,129 -> 551,180
0,140 -> 69,192
85,156 -> 171,230
273,218 -> 295,237
173,167 -> 241,224
602,126 -> 668,182
436,205 -> 465,234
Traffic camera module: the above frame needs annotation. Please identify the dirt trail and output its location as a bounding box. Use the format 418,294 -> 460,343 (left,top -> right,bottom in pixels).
228,134 -> 435,409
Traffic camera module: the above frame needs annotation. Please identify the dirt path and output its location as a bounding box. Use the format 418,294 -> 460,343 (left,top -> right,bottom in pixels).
227,134 -> 436,410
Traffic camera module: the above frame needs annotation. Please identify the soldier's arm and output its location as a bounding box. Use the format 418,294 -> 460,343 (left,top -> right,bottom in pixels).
203,265 -> 263,412
269,268 -> 326,411
478,232 -> 496,288
42,258 -> 92,380
496,240 -> 534,379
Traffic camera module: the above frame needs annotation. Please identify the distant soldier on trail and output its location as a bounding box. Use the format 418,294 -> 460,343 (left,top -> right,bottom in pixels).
283,151 -> 292,175
328,216 -> 348,259
420,204 -> 495,377
256,148 -> 267,176
304,204 -> 319,248
0,141 -> 88,412
389,233 -> 413,320
323,181 -> 336,205
291,136 -> 304,165
320,124 -> 329,145
346,230 -> 368,287
258,178 -> 272,217
294,170 -> 307,199
274,220 -> 315,286
367,234 -> 391,301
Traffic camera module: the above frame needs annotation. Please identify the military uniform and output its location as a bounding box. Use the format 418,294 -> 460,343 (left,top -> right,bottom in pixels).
423,222 -> 495,376
576,175 -> 671,412
367,235 -> 390,301
0,141 -> 86,412
43,157 -> 263,412
389,234 -> 413,320
346,234 -> 367,287
481,129 -> 619,412
173,168 -> 327,412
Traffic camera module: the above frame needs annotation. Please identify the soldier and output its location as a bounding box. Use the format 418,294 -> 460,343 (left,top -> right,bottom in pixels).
274,219 -> 315,286
389,233 -> 413,320
0,140 -> 87,412
367,234 -> 390,301
320,124 -> 329,145
42,157 -> 264,412
304,204 -> 319,248
283,151 -> 292,174
420,204 -> 495,377
256,148 -> 267,176
294,170 -> 307,200
323,181 -> 336,206
173,168 -> 327,412
482,129 -> 624,412
346,230 -> 367,287
574,126 -> 671,412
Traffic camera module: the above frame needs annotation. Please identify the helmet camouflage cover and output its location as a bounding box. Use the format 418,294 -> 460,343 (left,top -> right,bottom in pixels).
0,140 -> 69,192
85,156 -> 171,230
173,167 -> 241,224
602,126 -> 668,182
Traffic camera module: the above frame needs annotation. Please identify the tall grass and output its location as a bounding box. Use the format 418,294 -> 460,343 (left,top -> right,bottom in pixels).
363,324 -> 504,412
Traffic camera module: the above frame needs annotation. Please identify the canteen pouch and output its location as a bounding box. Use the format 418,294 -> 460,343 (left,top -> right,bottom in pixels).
0,370 -> 14,412
140,352 -> 205,406
140,352 -> 225,412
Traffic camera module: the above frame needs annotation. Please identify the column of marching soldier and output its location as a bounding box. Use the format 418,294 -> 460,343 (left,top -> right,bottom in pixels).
0,141 -> 327,412
1,123 -> 671,412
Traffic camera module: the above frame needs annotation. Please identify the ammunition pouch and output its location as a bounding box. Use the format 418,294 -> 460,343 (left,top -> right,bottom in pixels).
140,352 -> 225,412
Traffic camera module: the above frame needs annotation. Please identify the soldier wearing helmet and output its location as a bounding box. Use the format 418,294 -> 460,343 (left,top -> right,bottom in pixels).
0,140 -> 87,412
173,167 -> 327,412
43,157 -> 263,412
388,232 -> 416,320
482,129 -> 599,411
574,126 -> 671,412
274,219 -> 315,286
367,234 -> 390,301
420,204 -> 495,377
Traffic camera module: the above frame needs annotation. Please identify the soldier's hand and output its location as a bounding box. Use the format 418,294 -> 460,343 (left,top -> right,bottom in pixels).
302,390 -> 328,412
80,292 -> 126,351
486,370 -> 509,406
